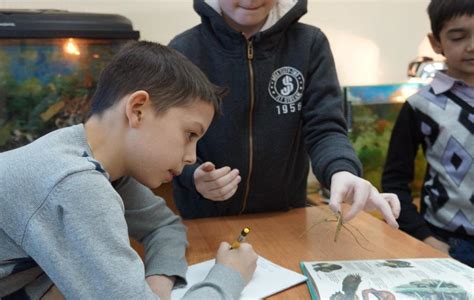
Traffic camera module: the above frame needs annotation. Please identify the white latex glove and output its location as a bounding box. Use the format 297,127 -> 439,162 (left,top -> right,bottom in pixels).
329,171 -> 400,228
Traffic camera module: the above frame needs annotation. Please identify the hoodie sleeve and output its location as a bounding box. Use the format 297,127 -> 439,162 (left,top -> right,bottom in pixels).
182,264 -> 246,300
22,172 -> 160,299
115,177 -> 188,285
302,28 -> 362,188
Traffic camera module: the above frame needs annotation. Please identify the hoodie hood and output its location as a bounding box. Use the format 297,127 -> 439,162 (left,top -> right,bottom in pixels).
194,0 -> 307,41
203,0 -> 299,32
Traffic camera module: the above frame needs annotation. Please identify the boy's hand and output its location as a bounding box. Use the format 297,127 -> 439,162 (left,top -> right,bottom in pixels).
215,241 -> 258,284
329,171 -> 400,228
194,162 -> 241,201
424,236 -> 450,254
146,275 -> 176,300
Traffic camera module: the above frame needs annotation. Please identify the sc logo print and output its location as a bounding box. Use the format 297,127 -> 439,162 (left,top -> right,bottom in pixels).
268,66 -> 304,104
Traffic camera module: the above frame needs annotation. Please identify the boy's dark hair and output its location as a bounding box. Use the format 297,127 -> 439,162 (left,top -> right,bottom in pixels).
90,41 -> 224,116
428,0 -> 474,40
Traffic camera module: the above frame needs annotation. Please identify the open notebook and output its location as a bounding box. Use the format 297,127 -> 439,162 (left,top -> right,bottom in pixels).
171,256 -> 307,299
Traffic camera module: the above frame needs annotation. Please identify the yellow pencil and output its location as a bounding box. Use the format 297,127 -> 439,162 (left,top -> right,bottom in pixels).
230,227 -> 251,249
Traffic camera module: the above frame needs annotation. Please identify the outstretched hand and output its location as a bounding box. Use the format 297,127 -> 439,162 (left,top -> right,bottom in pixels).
194,162 -> 241,201
329,171 -> 400,228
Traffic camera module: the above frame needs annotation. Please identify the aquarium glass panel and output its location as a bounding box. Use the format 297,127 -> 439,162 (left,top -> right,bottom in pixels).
346,83 -> 428,193
0,38 -> 129,151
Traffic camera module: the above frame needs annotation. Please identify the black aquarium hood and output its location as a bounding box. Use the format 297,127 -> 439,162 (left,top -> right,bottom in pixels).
0,9 -> 140,39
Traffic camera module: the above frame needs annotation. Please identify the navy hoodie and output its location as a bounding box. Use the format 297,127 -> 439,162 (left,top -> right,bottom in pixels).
169,0 -> 362,218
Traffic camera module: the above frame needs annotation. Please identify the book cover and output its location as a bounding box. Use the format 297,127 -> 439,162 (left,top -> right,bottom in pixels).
300,258 -> 473,300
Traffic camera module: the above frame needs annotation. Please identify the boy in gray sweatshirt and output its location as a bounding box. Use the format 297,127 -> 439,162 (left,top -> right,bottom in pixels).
0,41 -> 257,299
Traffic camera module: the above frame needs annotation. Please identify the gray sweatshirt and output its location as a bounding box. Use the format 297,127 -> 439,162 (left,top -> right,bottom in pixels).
0,124 -> 244,299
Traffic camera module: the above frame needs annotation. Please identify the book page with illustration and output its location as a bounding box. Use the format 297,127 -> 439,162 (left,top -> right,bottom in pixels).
300,258 -> 474,300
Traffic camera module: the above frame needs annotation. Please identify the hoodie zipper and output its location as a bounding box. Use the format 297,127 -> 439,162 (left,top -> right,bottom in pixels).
241,39 -> 255,214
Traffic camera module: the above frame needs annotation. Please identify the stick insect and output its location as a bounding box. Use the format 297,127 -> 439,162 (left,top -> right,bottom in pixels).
299,211 -> 373,252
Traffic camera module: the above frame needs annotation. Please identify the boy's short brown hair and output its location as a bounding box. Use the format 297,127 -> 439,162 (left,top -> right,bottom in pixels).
428,0 -> 474,40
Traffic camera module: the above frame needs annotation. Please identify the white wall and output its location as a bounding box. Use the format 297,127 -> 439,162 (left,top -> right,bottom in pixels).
1,0 -> 440,85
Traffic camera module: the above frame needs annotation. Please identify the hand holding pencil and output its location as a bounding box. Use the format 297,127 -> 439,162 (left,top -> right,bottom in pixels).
214,227 -> 257,283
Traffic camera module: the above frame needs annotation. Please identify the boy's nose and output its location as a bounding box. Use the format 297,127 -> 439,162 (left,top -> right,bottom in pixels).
468,35 -> 474,51
183,149 -> 197,165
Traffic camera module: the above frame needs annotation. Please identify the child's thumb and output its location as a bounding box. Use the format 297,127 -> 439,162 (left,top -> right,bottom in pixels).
201,162 -> 215,172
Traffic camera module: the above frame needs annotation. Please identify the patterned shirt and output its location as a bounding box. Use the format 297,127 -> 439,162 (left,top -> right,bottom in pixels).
382,71 -> 474,241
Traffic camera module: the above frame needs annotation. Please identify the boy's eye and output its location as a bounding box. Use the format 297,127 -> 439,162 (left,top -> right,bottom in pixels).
448,33 -> 466,41
187,132 -> 198,141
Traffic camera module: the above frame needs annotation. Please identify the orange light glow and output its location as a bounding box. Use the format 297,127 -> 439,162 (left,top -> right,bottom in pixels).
64,38 -> 80,56
392,86 -> 420,103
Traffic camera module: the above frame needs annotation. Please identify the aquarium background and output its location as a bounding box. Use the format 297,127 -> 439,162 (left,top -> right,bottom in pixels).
346,82 -> 428,194
0,38 -> 130,151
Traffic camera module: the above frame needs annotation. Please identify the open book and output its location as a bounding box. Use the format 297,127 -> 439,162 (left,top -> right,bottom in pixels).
300,258 -> 474,300
172,256 -> 306,299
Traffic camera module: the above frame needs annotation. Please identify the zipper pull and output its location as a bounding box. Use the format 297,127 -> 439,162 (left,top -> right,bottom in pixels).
247,40 -> 254,60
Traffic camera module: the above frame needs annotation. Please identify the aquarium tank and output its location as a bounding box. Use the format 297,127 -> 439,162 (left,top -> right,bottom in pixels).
345,82 -> 428,193
0,9 -> 139,151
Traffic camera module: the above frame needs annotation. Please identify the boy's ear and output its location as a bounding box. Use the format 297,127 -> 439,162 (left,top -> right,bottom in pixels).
125,90 -> 150,128
428,33 -> 444,56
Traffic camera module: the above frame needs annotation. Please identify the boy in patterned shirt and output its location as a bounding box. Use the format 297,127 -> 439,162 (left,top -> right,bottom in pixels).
383,0 -> 474,267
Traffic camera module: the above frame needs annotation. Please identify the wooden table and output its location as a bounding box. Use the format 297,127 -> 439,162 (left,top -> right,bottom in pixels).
183,205 -> 447,299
